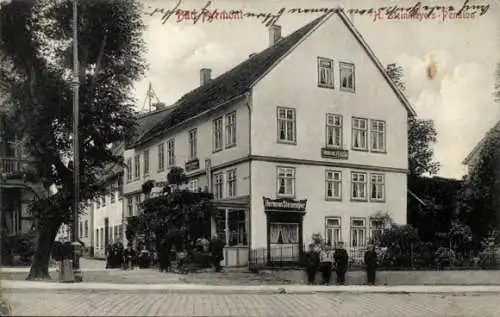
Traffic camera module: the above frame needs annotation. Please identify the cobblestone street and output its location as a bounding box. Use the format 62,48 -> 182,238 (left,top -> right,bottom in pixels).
4,290 -> 500,317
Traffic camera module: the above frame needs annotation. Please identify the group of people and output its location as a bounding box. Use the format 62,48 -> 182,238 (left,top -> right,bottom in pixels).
155,234 -> 226,273
305,234 -> 378,285
105,242 -> 152,270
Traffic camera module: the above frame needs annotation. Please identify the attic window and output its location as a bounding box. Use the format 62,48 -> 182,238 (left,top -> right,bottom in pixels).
340,62 -> 355,92
317,57 -> 334,89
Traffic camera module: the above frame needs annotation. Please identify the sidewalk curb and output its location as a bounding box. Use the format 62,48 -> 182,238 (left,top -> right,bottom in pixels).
3,281 -> 500,295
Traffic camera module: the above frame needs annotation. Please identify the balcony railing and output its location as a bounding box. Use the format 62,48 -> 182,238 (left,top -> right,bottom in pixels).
0,157 -> 26,174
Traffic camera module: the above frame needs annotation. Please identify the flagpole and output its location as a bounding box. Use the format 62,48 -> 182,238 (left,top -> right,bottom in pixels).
71,0 -> 82,281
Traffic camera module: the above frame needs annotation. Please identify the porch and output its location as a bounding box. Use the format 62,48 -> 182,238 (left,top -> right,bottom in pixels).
212,197 -> 250,267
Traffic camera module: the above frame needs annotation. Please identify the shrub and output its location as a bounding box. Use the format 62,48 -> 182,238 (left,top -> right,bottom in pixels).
1,233 -> 36,266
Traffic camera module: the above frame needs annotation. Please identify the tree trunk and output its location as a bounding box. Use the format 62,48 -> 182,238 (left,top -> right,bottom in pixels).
26,216 -> 62,280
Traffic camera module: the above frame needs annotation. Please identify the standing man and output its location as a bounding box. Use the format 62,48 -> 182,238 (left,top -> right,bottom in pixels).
319,242 -> 334,285
209,234 -> 224,272
334,241 -> 348,285
364,244 -> 378,285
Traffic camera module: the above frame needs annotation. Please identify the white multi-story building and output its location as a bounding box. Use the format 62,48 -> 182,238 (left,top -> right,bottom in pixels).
124,10 -> 415,267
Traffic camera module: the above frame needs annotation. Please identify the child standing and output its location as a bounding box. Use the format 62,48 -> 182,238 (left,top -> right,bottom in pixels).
319,243 -> 334,285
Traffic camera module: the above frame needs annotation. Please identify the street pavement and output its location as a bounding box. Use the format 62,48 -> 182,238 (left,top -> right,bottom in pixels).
3,290 -> 500,316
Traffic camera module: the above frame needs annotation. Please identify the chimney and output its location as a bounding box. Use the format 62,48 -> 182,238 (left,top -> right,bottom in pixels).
249,53 -> 256,58
200,68 -> 212,86
269,25 -> 281,46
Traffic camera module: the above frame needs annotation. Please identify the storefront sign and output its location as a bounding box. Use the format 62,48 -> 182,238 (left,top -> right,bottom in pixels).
185,158 -> 200,172
321,148 -> 349,160
263,197 -> 307,212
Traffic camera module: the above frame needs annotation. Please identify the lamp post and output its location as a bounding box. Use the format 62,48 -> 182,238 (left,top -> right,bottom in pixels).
71,0 -> 82,281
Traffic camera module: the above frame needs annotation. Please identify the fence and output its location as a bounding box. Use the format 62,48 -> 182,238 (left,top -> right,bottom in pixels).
248,243 -> 500,271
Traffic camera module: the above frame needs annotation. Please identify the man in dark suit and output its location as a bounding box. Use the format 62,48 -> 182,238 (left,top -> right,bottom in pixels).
209,234 -> 225,272
334,241 -> 348,285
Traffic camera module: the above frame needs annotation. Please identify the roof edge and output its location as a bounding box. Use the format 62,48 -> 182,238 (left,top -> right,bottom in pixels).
130,93 -> 248,149
336,9 -> 417,117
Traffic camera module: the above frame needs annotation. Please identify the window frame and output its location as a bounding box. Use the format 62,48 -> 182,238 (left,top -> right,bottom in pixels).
157,143 -> 165,172
370,119 -> 387,153
167,138 -> 175,167
213,172 -> 224,200
143,149 -> 150,177
134,154 -> 140,179
352,117 -> 368,151
351,171 -> 368,201
325,170 -> 342,201
339,62 -> 356,93
325,216 -> 342,246
350,217 -> 367,247
225,112 -> 237,148
212,116 -> 223,152
126,158 -> 133,182
127,197 -> 133,217
226,169 -> 237,198
370,173 -> 385,202
369,217 -> 385,242
189,179 -> 199,192
276,107 -> 297,145
188,128 -> 198,160
276,166 -> 296,198
326,113 -> 343,149
317,56 -> 335,89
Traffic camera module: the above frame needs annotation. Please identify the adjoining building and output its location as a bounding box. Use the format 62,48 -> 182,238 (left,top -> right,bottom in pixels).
124,10 -> 415,267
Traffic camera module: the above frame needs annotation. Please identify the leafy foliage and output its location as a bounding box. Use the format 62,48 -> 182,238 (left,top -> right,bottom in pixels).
0,0 -> 146,278
385,63 -> 440,177
458,123 -> 500,246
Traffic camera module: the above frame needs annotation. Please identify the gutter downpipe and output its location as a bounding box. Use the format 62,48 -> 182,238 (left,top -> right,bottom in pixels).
245,91 -> 252,269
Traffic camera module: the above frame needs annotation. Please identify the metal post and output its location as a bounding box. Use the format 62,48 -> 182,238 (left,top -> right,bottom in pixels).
71,0 -> 82,280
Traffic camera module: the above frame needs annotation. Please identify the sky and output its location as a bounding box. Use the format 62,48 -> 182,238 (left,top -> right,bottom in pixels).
133,0 -> 500,179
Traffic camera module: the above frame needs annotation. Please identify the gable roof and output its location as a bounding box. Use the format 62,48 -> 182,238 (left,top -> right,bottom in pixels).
132,9 -> 416,148
462,120 -> 500,165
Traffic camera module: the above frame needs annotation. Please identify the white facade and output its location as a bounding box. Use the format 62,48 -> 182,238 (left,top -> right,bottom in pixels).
249,13 -> 409,249
123,11 -> 413,266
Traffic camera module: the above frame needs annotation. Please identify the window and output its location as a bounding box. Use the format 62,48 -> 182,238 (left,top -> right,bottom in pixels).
352,118 -> 368,150
225,112 -> 236,147
351,172 -> 367,200
277,107 -> 296,143
277,167 -> 295,197
325,217 -> 341,246
340,62 -> 355,92
228,210 -> 247,246
189,179 -> 198,192
370,120 -> 386,152
351,218 -> 366,247
188,128 -> 197,159
79,222 -> 83,238
157,143 -> 165,172
167,138 -> 175,166
212,117 -> 223,152
84,220 -> 88,238
134,154 -> 140,179
325,170 -> 342,200
127,197 -> 133,217
100,228 -> 104,249
318,57 -> 334,88
213,173 -> 224,200
227,169 -> 236,197
96,198 -> 101,209
101,196 -> 106,207
326,114 -> 342,148
96,229 -> 99,248
143,150 -> 150,176
369,218 -> 385,242
370,173 -> 385,201
134,195 -> 142,215
270,223 -> 299,244
126,158 -> 132,182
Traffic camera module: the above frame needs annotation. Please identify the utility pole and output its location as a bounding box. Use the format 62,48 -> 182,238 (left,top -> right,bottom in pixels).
71,0 -> 82,281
